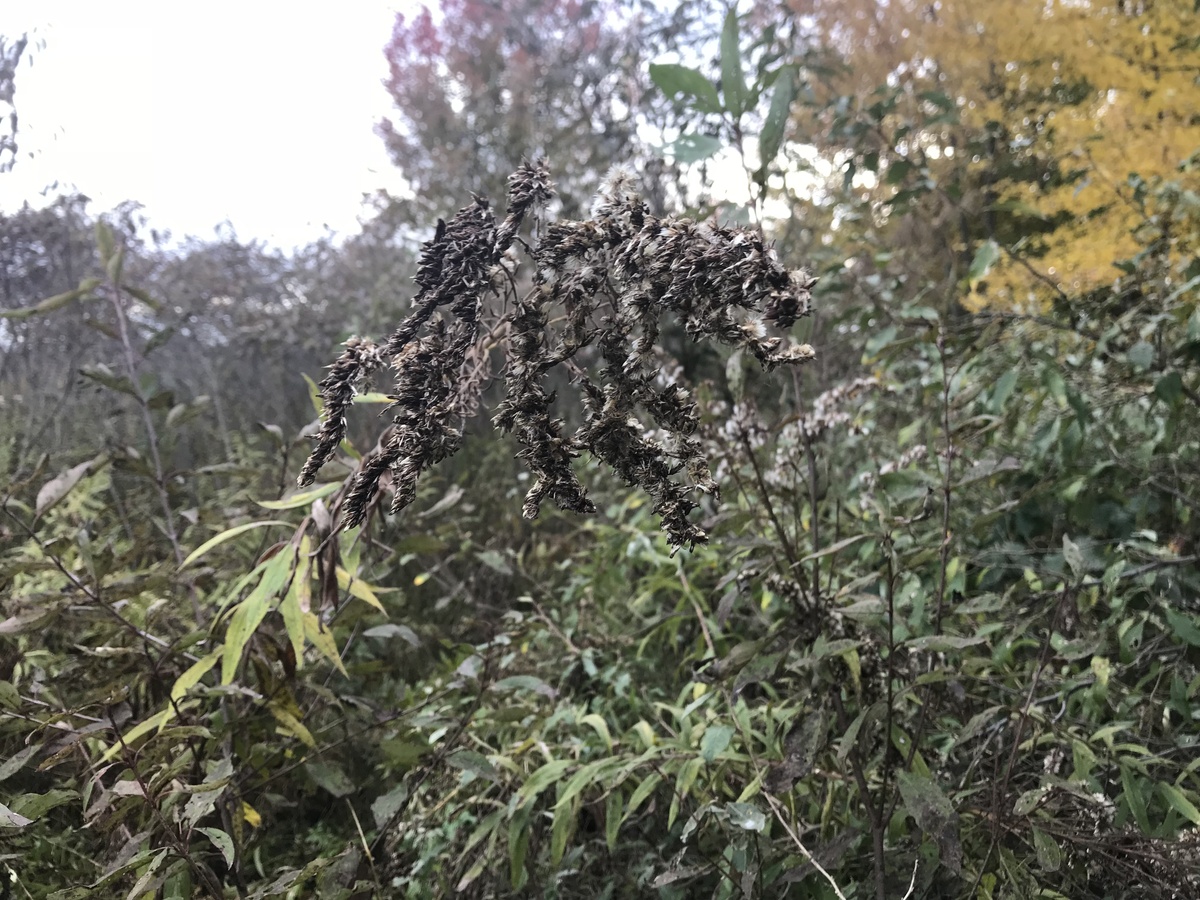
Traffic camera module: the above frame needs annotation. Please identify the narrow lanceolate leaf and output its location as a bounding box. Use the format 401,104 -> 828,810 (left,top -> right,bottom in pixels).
279,537 -> 312,669
720,8 -> 748,117
256,482 -> 339,510
36,455 -> 106,518
518,760 -> 572,804
100,707 -> 177,762
180,520 -> 292,569
1161,783 -> 1200,826
170,651 -> 221,701
1062,534 -> 1085,581
623,772 -> 662,823
221,549 -> 295,683
303,613 -> 348,676
0,279 -> 101,320
554,758 -> 624,810
759,66 -> 797,171
897,771 -> 962,875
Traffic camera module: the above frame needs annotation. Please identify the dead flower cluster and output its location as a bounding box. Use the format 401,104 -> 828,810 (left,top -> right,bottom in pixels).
299,160 -> 816,548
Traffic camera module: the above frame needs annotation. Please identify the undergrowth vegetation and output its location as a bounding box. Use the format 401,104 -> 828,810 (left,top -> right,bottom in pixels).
2,5 -> 1200,899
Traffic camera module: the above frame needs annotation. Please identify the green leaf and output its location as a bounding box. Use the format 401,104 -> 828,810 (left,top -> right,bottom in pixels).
1154,372 -> 1183,406
165,396 -> 211,429
306,760 -> 356,798
222,549 -> 295,683
0,281 -> 101,320
579,713 -> 613,753
553,759 -> 617,814
1062,534 -> 1085,581
508,805 -> 531,889
667,133 -> 722,164
623,772 -> 662,822
1127,341 -> 1154,371
726,801 -> 766,832
95,220 -> 116,264
371,784 -> 409,828
0,801 -> 33,828
990,369 -> 1019,412
759,66 -> 796,171
801,533 -> 872,561
670,757 -> 704,827
352,391 -> 393,404
864,325 -> 898,359
1013,785 -> 1051,816
179,520 -> 292,569
605,790 -> 623,850
9,789 -> 78,821
700,724 -> 734,763
968,240 -> 1001,286
1161,783 -> 1200,826
493,675 -> 556,698
0,743 -> 39,783
1165,608 -> 1200,647
197,827 -> 236,869
79,363 -> 137,397
838,708 -> 872,764
363,623 -> 419,645
550,796 -> 573,865
720,8 -> 748,117
904,635 -> 986,652
649,63 -> 721,114
475,549 -> 513,575
101,708 -> 177,762
1032,827 -> 1062,872
1121,765 -> 1152,834
897,771 -> 962,875
447,750 -> 502,785
519,760 -> 572,804
122,848 -> 168,900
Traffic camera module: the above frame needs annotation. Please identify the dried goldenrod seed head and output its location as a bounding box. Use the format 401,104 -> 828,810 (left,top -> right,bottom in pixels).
300,161 -> 817,548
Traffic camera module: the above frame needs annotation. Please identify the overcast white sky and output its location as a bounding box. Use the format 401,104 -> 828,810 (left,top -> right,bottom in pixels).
0,0 -> 417,248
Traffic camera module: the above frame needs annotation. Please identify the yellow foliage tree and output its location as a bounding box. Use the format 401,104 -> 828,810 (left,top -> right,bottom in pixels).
786,0 -> 1200,308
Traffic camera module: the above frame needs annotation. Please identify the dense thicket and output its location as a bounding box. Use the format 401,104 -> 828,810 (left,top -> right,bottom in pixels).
2,3 -> 1198,899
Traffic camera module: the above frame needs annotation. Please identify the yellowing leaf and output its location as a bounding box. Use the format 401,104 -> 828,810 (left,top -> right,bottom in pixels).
242,801 -> 262,827
336,567 -> 386,613
255,482 -> 339,510
279,537 -> 311,670
170,651 -> 220,701
303,613 -> 348,677
270,705 -> 316,748
100,707 -> 177,762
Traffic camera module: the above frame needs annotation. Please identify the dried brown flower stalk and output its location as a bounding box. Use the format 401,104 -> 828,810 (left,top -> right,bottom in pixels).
299,160 -> 817,548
